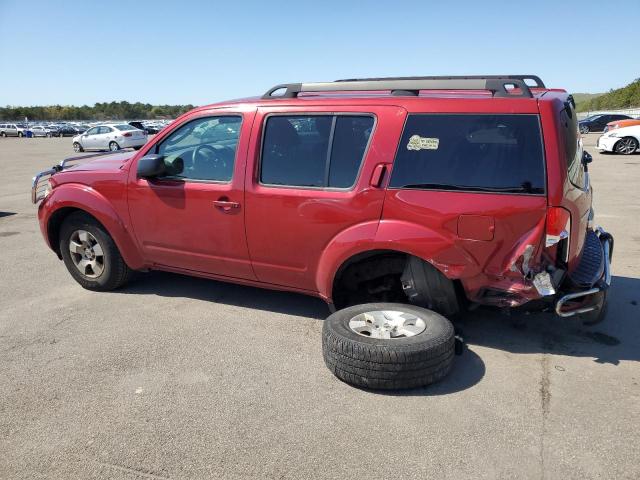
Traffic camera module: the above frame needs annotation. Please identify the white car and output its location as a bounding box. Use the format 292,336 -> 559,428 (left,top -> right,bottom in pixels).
30,125 -> 57,137
596,125 -> 640,155
72,124 -> 147,152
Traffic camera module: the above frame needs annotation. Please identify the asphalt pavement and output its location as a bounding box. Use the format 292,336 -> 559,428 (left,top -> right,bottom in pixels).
1,134 -> 639,479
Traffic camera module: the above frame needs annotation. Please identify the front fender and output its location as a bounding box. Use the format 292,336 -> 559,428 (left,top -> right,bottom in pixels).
38,183 -> 146,270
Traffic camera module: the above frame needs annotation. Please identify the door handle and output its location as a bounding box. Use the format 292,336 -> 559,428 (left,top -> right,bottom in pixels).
213,198 -> 240,212
370,163 -> 389,188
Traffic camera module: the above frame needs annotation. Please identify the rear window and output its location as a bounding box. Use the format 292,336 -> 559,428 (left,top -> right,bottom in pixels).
260,114 -> 374,188
390,114 -> 546,194
114,124 -> 136,131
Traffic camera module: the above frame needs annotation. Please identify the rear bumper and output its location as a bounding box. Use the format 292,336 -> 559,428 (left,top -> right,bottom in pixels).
555,227 -> 613,317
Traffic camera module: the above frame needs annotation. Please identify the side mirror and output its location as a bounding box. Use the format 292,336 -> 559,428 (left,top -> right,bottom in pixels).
582,150 -> 593,165
137,154 -> 166,178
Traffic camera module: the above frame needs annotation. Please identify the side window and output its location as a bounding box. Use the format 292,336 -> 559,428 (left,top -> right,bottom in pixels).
560,103 -> 584,189
155,116 -> 242,182
260,114 -> 374,188
86,127 -> 99,135
390,114 -> 546,194
99,126 -> 112,134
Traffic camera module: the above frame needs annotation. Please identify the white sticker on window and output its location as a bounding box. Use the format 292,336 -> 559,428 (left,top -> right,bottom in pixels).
407,135 -> 439,151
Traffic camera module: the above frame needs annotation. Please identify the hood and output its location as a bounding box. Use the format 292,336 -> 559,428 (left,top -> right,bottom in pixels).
65,150 -> 137,172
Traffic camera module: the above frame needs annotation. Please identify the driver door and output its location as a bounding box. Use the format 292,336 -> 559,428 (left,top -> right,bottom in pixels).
128,110 -> 256,280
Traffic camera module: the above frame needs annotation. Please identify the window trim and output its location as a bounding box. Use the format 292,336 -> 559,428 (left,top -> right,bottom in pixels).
148,114 -> 243,184
387,112 -> 547,197
258,112 -> 377,192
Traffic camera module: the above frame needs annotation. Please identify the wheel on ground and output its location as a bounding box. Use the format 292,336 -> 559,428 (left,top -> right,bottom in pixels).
46,132 -> 51,138
73,142 -> 84,153
614,137 -> 639,155
133,146 -> 143,150
1,132 -> 6,137
109,141 -> 120,151
322,303 -> 455,390
18,132 -> 23,137
580,125 -> 589,134
59,212 -> 132,291
580,290 -> 608,326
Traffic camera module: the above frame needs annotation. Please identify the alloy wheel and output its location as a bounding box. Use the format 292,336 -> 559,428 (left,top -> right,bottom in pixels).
68,230 -> 105,278
615,138 -> 638,155
348,310 -> 427,339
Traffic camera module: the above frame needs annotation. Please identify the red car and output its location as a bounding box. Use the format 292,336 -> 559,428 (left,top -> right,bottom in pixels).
32,75 -> 613,386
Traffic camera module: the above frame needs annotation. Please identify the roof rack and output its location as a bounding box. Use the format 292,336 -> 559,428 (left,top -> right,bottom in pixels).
262,75 -> 542,100
335,75 -> 546,88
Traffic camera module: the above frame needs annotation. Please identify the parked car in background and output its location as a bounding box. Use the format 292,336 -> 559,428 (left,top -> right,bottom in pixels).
55,125 -> 83,137
30,125 -> 57,137
603,118 -> 640,133
579,113 -> 632,133
0,123 -> 29,137
72,124 -> 147,152
597,124 -> 640,155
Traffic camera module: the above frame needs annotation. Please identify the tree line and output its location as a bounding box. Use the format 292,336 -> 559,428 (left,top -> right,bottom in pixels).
0,101 -> 196,121
576,78 -> 640,112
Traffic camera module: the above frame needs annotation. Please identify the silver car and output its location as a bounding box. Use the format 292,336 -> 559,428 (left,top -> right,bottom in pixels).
0,123 -> 29,137
30,126 -> 57,137
72,124 -> 147,152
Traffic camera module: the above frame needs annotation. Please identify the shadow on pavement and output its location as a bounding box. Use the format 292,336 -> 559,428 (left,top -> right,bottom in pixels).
120,272 -> 639,393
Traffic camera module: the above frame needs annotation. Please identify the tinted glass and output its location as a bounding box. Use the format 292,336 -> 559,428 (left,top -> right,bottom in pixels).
156,116 -> 241,182
115,124 -> 136,131
260,115 -> 373,188
329,116 -> 374,187
560,103 -> 584,188
390,114 -> 545,194
87,127 -> 99,135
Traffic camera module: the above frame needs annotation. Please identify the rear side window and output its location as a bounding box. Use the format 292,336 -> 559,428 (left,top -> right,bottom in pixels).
560,103 -> 584,188
260,114 -> 374,188
390,114 -> 546,194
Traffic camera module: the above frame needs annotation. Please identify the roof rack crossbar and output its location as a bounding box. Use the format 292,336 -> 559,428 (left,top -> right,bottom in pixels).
335,75 -> 546,88
262,77 -> 535,99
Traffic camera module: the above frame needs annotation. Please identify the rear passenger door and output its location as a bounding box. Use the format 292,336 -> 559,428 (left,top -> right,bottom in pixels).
244,106 -> 406,292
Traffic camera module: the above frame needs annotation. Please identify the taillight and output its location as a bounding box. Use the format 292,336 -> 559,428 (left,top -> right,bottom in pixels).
546,207 -> 571,262
123,132 -> 132,137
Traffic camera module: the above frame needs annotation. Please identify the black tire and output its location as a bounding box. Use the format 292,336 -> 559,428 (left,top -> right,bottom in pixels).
46,132 -> 51,138
1,132 -> 5,137
59,212 -> 132,291
580,125 -> 589,134
109,141 -> 120,151
580,290 -> 608,326
322,303 -> 455,390
18,131 -> 23,137
133,146 -> 143,150
73,142 -> 84,153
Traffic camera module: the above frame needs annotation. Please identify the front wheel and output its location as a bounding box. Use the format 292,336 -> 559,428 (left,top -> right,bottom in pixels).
73,142 -> 84,153
18,132 -> 23,137
109,141 -> 120,152
59,212 -> 132,291
614,137 -> 639,155
1,132 -> 6,137
580,125 -> 590,134
46,133 -> 51,138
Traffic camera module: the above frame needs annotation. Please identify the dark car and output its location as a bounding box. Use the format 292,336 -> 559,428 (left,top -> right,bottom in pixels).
55,126 -> 83,137
128,121 -> 160,134
579,113 -> 632,134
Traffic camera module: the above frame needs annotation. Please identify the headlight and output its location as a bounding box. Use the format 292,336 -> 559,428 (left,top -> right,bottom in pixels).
608,133 -> 620,137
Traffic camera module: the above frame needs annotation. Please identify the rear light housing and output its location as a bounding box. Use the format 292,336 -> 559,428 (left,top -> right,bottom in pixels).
545,207 -> 571,262
123,132 -> 133,137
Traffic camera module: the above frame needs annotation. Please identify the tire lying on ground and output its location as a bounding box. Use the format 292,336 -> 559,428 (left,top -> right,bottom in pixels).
322,303 -> 455,390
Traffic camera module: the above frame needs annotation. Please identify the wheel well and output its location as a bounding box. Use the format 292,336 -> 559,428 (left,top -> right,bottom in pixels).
331,250 -> 463,314
47,208 -> 99,258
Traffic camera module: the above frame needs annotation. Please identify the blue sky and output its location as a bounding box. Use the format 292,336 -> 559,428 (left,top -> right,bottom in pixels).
1,0 -> 638,106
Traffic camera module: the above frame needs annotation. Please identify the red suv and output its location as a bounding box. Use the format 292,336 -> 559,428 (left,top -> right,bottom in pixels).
32,75 -> 613,323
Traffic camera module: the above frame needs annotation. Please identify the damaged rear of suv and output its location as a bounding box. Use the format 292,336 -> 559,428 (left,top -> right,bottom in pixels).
32,74 -> 613,325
